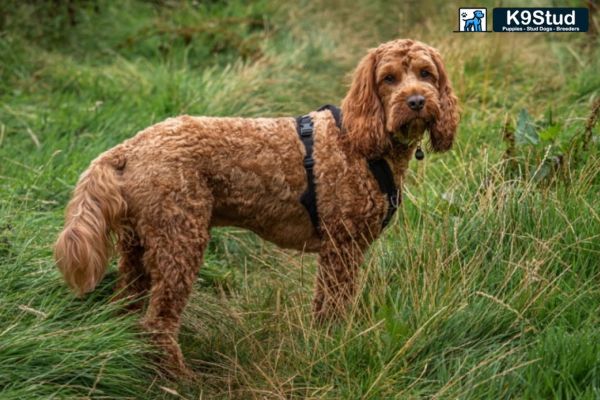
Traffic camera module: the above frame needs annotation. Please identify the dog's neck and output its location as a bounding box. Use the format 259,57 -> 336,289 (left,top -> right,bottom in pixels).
384,140 -> 419,182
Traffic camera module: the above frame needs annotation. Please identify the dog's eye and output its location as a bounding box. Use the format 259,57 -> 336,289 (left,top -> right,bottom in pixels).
383,74 -> 396,83
420,69 -> 431,78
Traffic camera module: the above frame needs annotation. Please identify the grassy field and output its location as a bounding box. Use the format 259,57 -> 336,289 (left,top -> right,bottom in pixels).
1,0 -> 599,398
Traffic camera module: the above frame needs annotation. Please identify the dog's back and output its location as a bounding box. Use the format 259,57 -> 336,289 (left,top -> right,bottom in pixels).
121,115 -> 319,248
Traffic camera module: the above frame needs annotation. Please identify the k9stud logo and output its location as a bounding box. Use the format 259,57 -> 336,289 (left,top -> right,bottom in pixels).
455,7 -> 589,33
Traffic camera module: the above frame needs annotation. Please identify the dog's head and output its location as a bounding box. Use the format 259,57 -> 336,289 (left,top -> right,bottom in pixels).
474,10 -> 485,18
341,39 -> 459,157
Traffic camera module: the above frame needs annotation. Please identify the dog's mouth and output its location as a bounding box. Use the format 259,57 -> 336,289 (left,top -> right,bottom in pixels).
395,118 -> 429,139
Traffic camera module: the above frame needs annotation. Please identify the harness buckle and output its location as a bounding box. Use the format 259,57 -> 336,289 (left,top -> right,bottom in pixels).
300,124 -> 313,137
304,157 -> 315,168
299,117 -> 313,137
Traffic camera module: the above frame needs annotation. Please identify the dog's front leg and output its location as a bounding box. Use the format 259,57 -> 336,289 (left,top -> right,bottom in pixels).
312,240 -> 365,322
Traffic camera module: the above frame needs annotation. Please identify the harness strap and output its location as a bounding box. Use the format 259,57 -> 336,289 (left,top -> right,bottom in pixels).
296,114 -> 320,232
367,159 -> 399,228
297,105 -> 399,233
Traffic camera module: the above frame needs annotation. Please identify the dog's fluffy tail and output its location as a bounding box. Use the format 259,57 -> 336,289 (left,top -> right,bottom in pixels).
54,154 -> 126,296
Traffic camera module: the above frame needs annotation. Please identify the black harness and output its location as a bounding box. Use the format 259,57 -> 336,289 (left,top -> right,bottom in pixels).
296,105 -> 399,234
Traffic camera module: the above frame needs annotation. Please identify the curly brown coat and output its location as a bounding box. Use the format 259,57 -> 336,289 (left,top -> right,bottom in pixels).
54,39 -> 459,374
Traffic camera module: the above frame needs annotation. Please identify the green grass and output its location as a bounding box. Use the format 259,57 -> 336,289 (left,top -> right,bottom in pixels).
1,0 -> 599,398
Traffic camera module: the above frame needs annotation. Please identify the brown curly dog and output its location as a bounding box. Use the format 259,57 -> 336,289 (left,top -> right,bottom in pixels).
54,39 -> 459,374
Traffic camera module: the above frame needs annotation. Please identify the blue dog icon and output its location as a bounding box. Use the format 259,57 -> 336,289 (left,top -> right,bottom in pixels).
463,10 -> 484,31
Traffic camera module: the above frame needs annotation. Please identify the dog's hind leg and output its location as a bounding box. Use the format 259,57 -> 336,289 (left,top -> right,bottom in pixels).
113,230 -> 150,312
138,182 -> 212,375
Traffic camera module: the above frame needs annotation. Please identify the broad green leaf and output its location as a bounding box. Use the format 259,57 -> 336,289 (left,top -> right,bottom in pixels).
515,109 -> 540,146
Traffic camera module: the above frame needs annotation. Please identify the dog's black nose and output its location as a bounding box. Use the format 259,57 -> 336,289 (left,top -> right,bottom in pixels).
407,95 -> 425,111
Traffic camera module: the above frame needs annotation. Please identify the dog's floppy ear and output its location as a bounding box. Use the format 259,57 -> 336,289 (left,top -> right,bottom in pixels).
341,49 -> 389,157
429,47 -> 459,152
